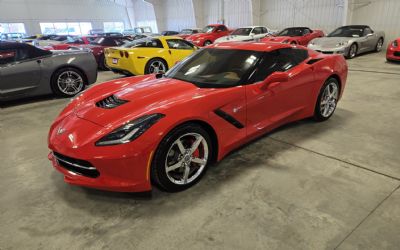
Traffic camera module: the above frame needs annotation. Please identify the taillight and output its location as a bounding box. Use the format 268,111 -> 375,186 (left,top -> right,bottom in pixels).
124,51 -> 129,58
119,51 -> 123,57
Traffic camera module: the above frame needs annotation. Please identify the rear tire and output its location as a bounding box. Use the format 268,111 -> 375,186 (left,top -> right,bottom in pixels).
375,38 -> 384,52
51,67 -> 86,97
346,43 -> 358,59
314,78 -> 340,122
151,123 -> 212,192
145,58 -> 168,74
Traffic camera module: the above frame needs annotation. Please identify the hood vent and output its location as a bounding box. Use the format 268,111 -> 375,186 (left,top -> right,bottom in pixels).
96,95 -> 129,109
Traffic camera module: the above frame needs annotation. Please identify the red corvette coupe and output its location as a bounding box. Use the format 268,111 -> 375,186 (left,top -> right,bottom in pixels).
386,38 -> 400,62
262,27 -> 324,46
186,24 -> 231,46
48,42 -> 348,192
47,36 -> 96,50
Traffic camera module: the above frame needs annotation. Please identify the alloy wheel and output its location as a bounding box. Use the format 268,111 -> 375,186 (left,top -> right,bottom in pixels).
149,60 -> 166,74
320,81 -> 339,118
57,71 -> 84,96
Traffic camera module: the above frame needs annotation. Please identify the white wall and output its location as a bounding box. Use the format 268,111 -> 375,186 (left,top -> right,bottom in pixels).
161,0 -> 196,31
0,0 -> 132,34
348,0 -> 400,45
133,0 -> 158,33
260,0 -> 345,33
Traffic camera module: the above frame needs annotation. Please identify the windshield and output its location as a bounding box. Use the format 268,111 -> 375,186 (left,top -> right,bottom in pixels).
180,29 -> 193,34
165,48 -> 261,87
278,28 -> 307,37
203,26 -> 216,33
231,28 -> 252,36
328,27 -> 363,37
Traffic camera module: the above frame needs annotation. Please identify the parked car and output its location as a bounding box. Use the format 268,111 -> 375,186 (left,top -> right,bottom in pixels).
262,27 -> 324,46
214,26 -> 271,43
105,36 -> 197,76
0,42 -> 97,101
123,27 -> 153,36
176,28 -> 203,39
161,31 -> 180,36
308,25 -> 385,59
48,41 -> 347,192
386,38 -> 400,62
186,24 -> 231,46
32,35 -> 76,47
46,36 -> 96,50
74,36 -> 131,70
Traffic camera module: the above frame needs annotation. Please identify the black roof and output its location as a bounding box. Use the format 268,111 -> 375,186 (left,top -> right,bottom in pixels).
0,41 -> 33,49
285,27 -> 311,29
341,25 -> 369,29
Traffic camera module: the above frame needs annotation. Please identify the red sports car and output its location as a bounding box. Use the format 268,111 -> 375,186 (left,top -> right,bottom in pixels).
186,24 -> 231,46
386,38 -> 400,62
75,36 -> 130,70
48,42 -> 348,192
176,28 -> 203,40
48,36 -> 96,50
262,27 -> 324,46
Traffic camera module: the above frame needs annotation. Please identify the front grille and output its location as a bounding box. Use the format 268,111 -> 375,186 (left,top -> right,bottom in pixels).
53,152 -> 99,178
96,95 -> 128,109
321,51 -> 334,54
394,52 -> 400,57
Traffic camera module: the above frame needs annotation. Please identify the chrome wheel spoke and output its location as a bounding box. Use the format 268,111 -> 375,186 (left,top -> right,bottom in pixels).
182,166 -> 190,184
190,136 -> 203,154
191,157 -> 206,165
166,160 -> 183,172
175,139 -> 186,154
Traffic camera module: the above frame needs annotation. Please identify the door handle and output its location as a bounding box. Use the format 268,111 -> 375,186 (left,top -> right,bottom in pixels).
168,50 -> 171,55
36,59 -> 42,64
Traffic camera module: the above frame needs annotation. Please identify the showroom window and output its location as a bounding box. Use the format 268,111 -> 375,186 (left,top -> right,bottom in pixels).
103,22 -> 124,33
39,22 -> 92,35
0,23 -> 26,34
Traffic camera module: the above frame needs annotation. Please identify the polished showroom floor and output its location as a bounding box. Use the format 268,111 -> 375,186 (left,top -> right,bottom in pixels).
1,52 -> 399,249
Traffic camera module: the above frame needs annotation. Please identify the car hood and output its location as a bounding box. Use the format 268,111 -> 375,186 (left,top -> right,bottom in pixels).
311,37 -> 353,47
73,75 -> 216,127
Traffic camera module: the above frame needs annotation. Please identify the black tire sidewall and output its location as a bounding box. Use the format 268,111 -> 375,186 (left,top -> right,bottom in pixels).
99,54 -> 109,71
151,123 -> 212,192
375,38 -> 383,52
314,78 -> 339,122
347,43 -> 357,59
145,58 -> 168,74
51,67 -> 86,97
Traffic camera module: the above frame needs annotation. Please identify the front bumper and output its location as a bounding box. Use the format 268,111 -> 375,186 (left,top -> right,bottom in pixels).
308,44 -> 349,55
386,48 -> 400,61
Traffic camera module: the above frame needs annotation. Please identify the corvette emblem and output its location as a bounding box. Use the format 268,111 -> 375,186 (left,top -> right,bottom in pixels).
57,127 -> 65,135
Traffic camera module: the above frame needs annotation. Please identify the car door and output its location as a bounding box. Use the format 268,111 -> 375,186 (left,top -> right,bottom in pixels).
359,27 -> 375,52
245,48 -> 314,137
165,39 -> 196,68
0,46 -> 42,97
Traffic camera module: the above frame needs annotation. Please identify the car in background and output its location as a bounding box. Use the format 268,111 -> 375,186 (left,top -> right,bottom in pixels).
32,35 -> 76,47
161,31 -> 179,36
46,36 -> 96,50
105,36 -> 197,76
386,38 -> 400,62
176,28 -> 203,39
214,26 -> 271,43
261,27 -> 324,46
0,33 -> 26,41
89,29 -> 104,35
308,25 -> 385,59
48,41 -> 347,192
123,27 -> 154,36
186,24 -> 231,46
0,42 -> 97,101
74,36 -> 131,70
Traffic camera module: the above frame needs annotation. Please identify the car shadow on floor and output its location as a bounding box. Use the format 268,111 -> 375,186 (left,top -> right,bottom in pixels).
0,94 -> 63,109
50,107 -> 353,218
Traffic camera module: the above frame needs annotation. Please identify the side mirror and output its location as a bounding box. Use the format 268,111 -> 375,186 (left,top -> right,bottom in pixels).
366,33 -> 374,37
260,72 -> 289,89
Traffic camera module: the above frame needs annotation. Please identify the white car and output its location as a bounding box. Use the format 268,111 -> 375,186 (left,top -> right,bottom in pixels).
214,26 -> 273,43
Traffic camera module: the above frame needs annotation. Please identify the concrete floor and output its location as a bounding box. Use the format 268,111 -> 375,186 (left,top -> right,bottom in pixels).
1,52 -> 400,249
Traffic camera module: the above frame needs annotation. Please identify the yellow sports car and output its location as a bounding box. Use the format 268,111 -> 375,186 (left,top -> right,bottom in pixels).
105,36 -> 198,75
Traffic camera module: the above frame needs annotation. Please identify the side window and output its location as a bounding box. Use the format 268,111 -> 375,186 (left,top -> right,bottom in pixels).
0,50 -> 17,65
217,26 -> 227,32
253,27 -> 263,34
304,29 -> 311,35
262,27 -> 269,34
251,48 -> 309,82
16,48 -> 30,61
363,28 -> 373,36
166,39 -> 194,50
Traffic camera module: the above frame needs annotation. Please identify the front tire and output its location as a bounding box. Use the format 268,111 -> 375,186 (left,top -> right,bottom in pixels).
314,78 -> 340,122
51,67 -> 86,97
375,38 -> 384,52
151,123 -> 212,192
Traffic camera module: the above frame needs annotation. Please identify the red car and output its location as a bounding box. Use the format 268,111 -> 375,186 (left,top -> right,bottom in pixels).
262,27 -> 324,46
386,38 -> 400,62
75,36 -> 130,70
176,28 -> 203,40
186,24 -> 231,46
48,36 -> 96,50
48,42 -> 347,193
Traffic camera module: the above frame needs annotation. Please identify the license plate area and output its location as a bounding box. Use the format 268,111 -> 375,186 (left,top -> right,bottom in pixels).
112,58 -> 118,64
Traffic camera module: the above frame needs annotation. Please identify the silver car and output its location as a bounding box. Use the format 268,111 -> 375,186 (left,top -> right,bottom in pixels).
0,42 -> 97,101
308,25 -> 385,59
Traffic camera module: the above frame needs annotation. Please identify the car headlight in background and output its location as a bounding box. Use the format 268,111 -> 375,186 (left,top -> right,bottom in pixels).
392,40 -> 398,48
336,41 -> 348,47
96,113 -> 165,146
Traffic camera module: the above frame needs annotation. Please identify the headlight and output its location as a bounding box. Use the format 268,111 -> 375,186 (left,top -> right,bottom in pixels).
282,40 -> 289,43
95,113 -> 165,146
392,40 -> 398,48
336,41 -> 348,47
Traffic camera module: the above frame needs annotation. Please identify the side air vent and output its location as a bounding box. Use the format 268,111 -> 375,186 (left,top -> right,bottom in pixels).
307,58 -> 323,65
96,95 -> 129,109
